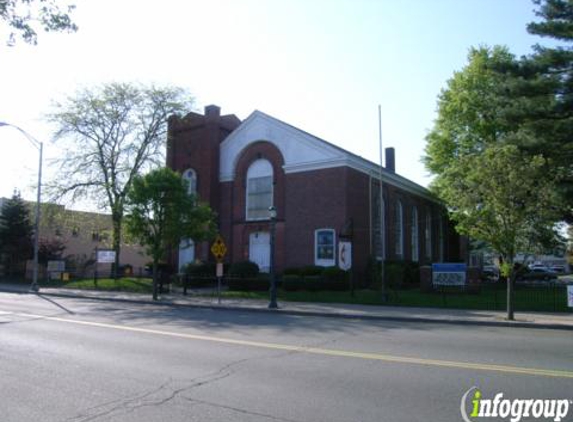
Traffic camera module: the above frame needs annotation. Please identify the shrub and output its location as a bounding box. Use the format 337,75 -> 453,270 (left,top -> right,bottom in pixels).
227,276 -> 269,291
303,275 -> 322,292
301,265 -> 324,276
282,274 -> 304,291
184,262 -> 216,277
283,267 -> 302,276
229,261 -> 260,278
321,266 -> 348,291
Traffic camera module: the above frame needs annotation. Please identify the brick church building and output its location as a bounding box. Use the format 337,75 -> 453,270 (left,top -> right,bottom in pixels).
167,105 -> 466,275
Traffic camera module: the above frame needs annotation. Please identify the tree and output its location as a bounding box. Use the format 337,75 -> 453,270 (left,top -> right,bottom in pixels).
424,45 -> 565,320
434,145 -> 563,320
1,0 -> 77,46
48,82 -> 194,277
0,192 -> 33,276
424,46 -> 524,175
492,0 -> 573,220
125,168 -> 216,300
38,237 -> 66,265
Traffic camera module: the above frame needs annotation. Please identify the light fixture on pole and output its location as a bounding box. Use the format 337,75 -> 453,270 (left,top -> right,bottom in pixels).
268,205 -> 278,309
0,122 -> 43,292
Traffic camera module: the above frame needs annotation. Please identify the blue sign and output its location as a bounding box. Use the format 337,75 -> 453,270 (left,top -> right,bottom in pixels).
432,263 -> 467,286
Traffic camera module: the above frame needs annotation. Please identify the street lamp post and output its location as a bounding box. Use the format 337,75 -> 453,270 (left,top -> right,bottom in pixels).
0,122 -> 43,292
268,205 -> 278,309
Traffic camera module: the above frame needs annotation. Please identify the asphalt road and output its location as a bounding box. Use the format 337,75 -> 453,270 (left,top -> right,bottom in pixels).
1,292 -> 572,422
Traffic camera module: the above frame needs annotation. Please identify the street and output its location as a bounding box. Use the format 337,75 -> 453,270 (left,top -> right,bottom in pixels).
1,292 -> 572,422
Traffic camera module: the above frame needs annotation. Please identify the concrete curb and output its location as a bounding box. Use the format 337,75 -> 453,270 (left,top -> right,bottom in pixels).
2,286 -> 571,332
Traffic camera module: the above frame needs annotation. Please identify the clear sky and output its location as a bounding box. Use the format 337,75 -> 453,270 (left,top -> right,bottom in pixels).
0,0 -> 547,211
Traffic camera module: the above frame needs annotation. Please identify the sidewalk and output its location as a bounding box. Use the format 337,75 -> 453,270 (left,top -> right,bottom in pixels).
1,282 -> 572,331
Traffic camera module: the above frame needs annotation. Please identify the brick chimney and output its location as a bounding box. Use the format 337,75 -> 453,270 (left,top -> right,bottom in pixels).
385,147 -> 395,173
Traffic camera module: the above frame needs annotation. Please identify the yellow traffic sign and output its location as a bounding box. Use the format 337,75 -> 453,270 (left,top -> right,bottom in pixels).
211,234 -> 227,262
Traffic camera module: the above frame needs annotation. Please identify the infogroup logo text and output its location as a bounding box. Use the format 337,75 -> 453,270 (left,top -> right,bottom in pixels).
461,387 -> 572,422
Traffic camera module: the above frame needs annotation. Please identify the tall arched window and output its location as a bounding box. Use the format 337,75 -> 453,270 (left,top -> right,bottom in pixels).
411,206 -> 419,262
395,200 -> 403,258
246,159 -> 273,220
182,168 -> 197,196
425,210 -> 432,260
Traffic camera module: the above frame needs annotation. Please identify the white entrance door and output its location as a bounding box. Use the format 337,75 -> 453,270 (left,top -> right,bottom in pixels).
249,232 -> 270,273
178,239 -> 195,272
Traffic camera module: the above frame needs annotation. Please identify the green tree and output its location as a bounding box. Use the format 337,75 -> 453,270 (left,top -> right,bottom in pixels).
0,192 -> 33,276
1,0 -> 77,46
48,82 -> 194,277
493,0 -> 573,220
434,145 -> 562,320
125,168 -> 216,300
424,46 -> 523,175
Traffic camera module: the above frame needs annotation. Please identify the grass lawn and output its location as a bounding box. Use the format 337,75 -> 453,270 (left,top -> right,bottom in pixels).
218,283 -> 572,313
60,277 -> 155,293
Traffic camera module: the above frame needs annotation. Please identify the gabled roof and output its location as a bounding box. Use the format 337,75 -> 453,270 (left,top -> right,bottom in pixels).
220,110 -> 438,202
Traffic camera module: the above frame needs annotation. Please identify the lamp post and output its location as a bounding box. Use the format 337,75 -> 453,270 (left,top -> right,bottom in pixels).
268,205 -> 278,309
0,122 -> 43,292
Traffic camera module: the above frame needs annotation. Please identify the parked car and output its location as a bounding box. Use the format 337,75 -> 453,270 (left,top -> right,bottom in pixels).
550,265 -> 566,274
517,266 -> 558,282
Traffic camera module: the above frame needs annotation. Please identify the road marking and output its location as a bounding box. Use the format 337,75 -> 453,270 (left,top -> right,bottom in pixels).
7,311 -> 573,379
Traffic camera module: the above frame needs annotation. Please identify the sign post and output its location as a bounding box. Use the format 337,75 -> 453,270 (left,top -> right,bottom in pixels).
210,235 -> 227,304
338,240 -> 353,296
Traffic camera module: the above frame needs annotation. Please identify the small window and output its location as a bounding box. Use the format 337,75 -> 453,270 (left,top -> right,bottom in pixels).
182,169 -> 197,196
92,231 -> 99,242
315,229 -> 335,266
246,159 -> 273,221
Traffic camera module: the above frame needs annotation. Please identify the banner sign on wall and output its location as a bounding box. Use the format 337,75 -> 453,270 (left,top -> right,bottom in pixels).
338,241 -> 352,271
97,249 -> 116,263
432,263 -> 467,287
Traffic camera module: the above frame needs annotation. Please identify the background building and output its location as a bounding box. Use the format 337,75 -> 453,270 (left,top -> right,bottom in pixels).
167,105 -> 466,276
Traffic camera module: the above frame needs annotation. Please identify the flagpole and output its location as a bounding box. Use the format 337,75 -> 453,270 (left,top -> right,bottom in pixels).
378,105 -> 387,302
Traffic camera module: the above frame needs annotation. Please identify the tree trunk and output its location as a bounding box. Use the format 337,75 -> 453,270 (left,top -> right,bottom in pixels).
507,258 -> 515,321
152,260 -> 158,301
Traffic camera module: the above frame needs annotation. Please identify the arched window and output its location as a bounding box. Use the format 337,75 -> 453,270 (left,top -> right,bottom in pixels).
182,168 -> 197,196
411,206 -> 419,262
395,200 -> 403,258
246,159 -> 273,220
425,211 -> 432,260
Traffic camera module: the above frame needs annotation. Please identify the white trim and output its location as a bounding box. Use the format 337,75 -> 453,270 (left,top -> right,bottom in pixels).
315,228 -> 336,267
219,110 -> 439,203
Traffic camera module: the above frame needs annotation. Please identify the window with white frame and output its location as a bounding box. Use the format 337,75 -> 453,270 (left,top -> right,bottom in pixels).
411,206 -> 419,262
315,229 -> 336,266
182,168 -> 197,196
425,211 -> 432,260
246,159 -> 273,220
395,200 -> 403,258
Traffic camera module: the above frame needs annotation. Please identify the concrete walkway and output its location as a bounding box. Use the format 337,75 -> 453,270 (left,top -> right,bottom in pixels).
1,282 -> 572,330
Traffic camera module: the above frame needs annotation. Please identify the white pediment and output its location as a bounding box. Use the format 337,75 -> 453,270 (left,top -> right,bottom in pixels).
219,111 -> 348,181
